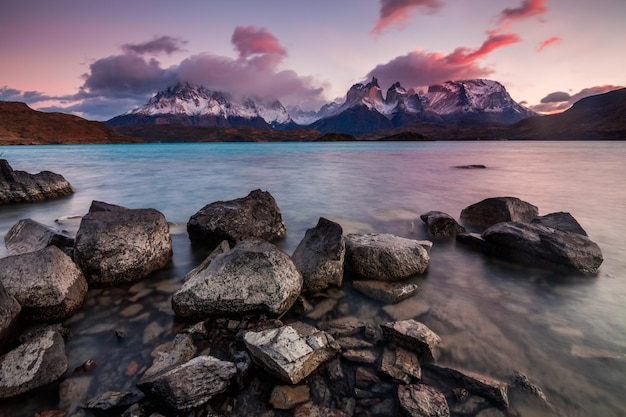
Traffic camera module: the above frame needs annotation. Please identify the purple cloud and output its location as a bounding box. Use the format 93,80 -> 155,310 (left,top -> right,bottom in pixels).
121,36 -> 188,55
531,85 -> 624,113
372,0 -> 444,35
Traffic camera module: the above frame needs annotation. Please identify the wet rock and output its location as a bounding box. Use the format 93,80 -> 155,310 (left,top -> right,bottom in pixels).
336,337 -> 374,350
342,348 -> 378,364
243,321 -> 340,384
531,211 -> 588,236
137,355 -> 236,413
181,240 -> 230,282
84,390 -> 144,415
420,211 -> 466,239
0,159 -> 73,204
294,402 -> 349,417
370,397 -> 398,416
380,345 -> 421,384
460,196 -> 538,229
0,327 -> 68,398
0,281 -> 20,343
74,201 -> 172,286
321,316 -> 367,338
382,297 -> 430,321
398,383 -> 450,417
4,218 -> 74,256
428,365 -> 509,407
306,297 -> 340,320
58,376 -> 92,414
270,384 -> 310,409
141,333 -> 197,381
355,367 -> 380,387
345,233 -> 432,281
292,217 -> 346,293
187,189 -> 287,247
454,164 -> 487,169
172,238 -> 303,318
469,221 -> 603,275
380,320 -> 441,362
353,280 -> 419,304
0,246 -> 87,322
508,371 -> 555,416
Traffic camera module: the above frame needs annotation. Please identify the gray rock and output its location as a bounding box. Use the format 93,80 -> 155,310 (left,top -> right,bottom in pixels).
398,384 -> 450,417
420,211 -> 466,238
345,233 -> 432,281
137,355 -> 236,413
74,201 -> 173,286
172,238 -> 302,318
353,280 -> 419,304
460,196 -> 538,229
481,221 -> 603,275
243,321 -> 340,384
0,159 -> 73,204
182,240 -> 230,282
292,217 -> 345,293
429,365 -> 509,407
0,281 -> 20,343
141,333 -> 197,381
4,218 -> 74,256
187,189 -> 287,247
531,211 -> 588,236
379,346 -> 421,384
380,320 -> 441,362
0,327 -> 68,398
0,246 -> 87,322
84,390 -> 144,415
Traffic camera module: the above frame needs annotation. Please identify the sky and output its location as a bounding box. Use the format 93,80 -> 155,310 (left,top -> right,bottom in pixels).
0,0 -> 624,121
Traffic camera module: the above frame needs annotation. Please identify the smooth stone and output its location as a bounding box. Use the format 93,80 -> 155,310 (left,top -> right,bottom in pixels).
420,211 -> 466,239
4,218 -> 74,256
460,196 -> 539,229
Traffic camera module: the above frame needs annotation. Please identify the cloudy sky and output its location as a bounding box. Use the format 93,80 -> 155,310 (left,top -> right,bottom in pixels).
1,0 -> 624,120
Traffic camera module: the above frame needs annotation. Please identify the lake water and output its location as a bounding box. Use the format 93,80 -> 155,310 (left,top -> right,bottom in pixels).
0,141 -> 625,416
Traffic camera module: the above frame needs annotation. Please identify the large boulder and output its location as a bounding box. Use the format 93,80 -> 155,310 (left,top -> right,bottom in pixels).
0,246 -> 87,322
74,201 -> 172,286
172,238 -> 303,318
420,211 -> 466,239
460,221 -> 603,275
345,233 -> 432,281
460,197 -> 538,229
292,217 -> 345,293
0,327 -> 68,398
0,159 -> 74,204
187,189 -> 287,247
137,355 -> 236,413
531,211 -> 588,236
0,282 -> 21,344
243,322 -> 340,384
4,218 -> 74,256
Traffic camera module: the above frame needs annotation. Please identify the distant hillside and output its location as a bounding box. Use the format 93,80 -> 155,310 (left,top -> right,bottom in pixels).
0,101 -> 142,145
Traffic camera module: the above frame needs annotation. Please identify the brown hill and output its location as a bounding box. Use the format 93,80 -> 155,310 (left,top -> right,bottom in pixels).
0,101 -> 143,145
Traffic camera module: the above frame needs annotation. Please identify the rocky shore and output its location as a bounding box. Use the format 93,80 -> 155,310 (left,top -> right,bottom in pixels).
0,183 -> 604,416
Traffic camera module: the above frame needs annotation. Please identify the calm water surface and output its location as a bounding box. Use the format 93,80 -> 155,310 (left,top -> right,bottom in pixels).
0,141 -> 625,416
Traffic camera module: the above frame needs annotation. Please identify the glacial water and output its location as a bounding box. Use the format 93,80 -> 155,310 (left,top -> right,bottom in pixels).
0,141 -> 625,416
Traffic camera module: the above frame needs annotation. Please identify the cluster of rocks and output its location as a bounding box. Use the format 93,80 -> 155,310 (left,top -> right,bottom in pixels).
0,159 -> 74,204
0,187 -> 599,416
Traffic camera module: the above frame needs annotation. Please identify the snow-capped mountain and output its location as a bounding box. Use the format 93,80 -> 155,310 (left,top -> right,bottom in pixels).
107,83 -> 294,129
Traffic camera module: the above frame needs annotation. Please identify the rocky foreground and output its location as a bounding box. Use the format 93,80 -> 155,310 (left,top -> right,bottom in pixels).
0,186 -> 604,416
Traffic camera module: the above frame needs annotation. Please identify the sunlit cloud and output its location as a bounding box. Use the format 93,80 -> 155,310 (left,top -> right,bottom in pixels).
498,0 -> 547,26
372,0 -> 444,35
446,32 -> 521,65
530,85 -> 624,113
537,36 -> 562,52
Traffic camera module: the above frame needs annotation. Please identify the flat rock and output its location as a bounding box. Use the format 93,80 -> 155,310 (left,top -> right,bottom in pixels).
0,281 -> 21,343
428,365 -> 509,407
0,327 -> 68,398
292,217 -> 345,293
141,333 -> 197,382
74,201 -> 172,286
172,238 -> 303,318
187,189 -> 287,247
380,320 -> 441,362
0,246 -> 87,322
84,390 -> 144,415
0,159 -> 73,204
243,321 -> 340,384
353,280 -> 419,304
420,211 -> 466,239
460,196 -> 538,229
137,355 -> 236,412
380,345 -> 421,384
398,384 -> 450,417
4,218 -> 74,256
345,233 -> 432,281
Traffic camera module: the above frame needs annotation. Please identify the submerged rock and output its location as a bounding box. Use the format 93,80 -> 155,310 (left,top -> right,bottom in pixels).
353,280 -> 419,304
420,211 -> 466,239
460,196 -> 538,229
172,238 -> 303,318
243,321 -> 340,384
345,233 -> 432,281
380,319 -> 441,362
0,159 -> 73,204
292,217 -> 346,293
84,390 -> 144,415
398,383 -> 450,417
187,189 -> 287,247
0,246 -> 87,322
74,201 -> 173,286
0,327 -> 68,398
4,218 -> 74,256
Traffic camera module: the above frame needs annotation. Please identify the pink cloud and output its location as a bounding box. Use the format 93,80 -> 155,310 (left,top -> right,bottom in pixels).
446,32 -> 522,65
537,36 -> 562,52
231,25 -> 287,70
530,85 -> 624,113
498,0 -> 547,25
372,0 -> 444,35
